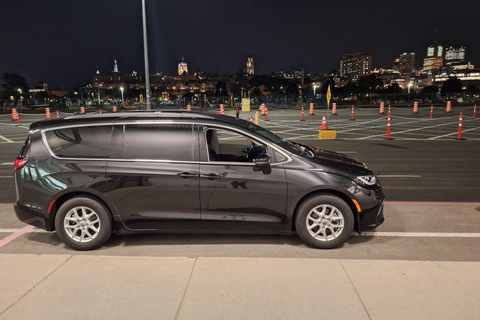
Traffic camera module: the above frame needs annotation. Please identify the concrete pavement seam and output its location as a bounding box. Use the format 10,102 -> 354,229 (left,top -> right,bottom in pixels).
339,260 -> 373,320
0,255 -> 73,317
174,257 -> 198,320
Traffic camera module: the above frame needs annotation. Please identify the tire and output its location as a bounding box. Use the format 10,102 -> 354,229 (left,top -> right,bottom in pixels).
55,196 -> 113,250
295,194 -> 354,249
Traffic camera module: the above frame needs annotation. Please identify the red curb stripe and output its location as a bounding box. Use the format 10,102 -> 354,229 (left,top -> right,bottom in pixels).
0,225 -> 35,248
384,201 -> 480,206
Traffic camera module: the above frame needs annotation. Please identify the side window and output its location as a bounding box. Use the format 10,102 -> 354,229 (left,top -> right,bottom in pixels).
44,125 -> 111,158
206,128 -> 265,162
123,124 -> 195,161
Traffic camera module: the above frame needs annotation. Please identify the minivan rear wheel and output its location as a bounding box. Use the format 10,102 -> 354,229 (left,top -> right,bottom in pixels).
295,194 -> 354,249
55,196 -> 113,250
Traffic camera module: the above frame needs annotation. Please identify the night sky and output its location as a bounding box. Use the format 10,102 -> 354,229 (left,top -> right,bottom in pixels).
1,0 -> 479,90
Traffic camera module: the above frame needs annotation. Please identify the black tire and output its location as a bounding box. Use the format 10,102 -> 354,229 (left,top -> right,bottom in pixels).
55,196 -> 113,250
295,194 -> 354,249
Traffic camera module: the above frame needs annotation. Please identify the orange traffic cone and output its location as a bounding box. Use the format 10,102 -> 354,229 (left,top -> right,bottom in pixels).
446,101 -> 452,113
220,104 -> 224,115
332,103 -> 337,115
261,103 -> 266,116
309,103 -> 314,115
413,101 -> 419,114
379,102 -> 385,115
320,114 -> 328,130
12,108 -> 19,121
250,114 -> 253,123
187,105 -> 191,111
56,110 -> 59,118
301,106 -> 305,121
80,106 -> 85,113
113,106 -> 117,112
46,108 -> 52,120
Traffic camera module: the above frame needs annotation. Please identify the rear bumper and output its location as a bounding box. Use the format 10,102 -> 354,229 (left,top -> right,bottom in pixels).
14,203 -> 54,231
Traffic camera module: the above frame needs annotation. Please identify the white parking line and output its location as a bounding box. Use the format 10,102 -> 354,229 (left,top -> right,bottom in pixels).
356,232 -> 480,238
0,134 -> 13,142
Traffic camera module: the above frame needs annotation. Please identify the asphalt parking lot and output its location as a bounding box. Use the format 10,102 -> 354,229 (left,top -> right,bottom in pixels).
1,106 -> 479,319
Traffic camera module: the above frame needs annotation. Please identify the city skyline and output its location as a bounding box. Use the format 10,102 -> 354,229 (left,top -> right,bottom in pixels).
1,0 -> 479,89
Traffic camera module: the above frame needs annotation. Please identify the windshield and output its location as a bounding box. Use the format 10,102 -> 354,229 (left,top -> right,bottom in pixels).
243,122 -> 302,155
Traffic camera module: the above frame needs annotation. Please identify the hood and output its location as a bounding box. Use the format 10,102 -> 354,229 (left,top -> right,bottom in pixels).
310,148 -> 372,177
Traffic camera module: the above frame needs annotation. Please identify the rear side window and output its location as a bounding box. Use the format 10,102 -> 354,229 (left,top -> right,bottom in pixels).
44,125 -> 112,158
122,124 -> 195,161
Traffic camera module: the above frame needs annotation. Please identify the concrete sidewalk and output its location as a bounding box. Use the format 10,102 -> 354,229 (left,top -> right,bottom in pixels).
1,255 -> 479,320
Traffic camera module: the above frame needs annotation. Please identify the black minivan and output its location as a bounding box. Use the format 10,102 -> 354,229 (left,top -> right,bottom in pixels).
14,111 -> 384,250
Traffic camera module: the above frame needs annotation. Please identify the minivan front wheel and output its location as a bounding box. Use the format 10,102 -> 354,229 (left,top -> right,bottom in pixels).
295,195 -> 354,249
55,197 -> 113,250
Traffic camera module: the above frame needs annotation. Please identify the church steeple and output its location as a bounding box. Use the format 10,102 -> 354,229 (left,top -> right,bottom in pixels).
113,59 -> 119,73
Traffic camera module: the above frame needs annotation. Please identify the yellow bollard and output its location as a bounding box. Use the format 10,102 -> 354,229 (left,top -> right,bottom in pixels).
255,111 -> 260,125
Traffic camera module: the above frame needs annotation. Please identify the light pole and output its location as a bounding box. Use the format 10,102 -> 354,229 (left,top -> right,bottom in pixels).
141,0 -> 151,110
17,89 -> 22,108
313,84 -> 318,105
120,86 -> 124,106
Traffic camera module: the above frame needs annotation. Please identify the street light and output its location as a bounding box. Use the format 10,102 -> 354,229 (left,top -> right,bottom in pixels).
141,0 -> 151,110
313,84 -> 318,105
120,86 -> 124,106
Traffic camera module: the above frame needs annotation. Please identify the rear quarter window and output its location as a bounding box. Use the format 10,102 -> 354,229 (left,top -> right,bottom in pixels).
44,125 -> 112,158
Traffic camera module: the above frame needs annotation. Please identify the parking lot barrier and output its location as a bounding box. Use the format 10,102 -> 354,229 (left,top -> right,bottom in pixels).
458,112 -> 463,140
446,101 -> 452,113
379,102 -> 385,115
387,112 -> 392,139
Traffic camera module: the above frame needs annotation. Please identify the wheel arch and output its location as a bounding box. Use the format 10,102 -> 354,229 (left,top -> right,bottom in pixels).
291,189 -> 359,232
49,191 -> 114,232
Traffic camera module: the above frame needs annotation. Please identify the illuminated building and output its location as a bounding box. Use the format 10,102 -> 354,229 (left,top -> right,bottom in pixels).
178,57 -> 188,75
423,42 -> 443,71
393,53 -> 415,75
246,55 -> 254,75
339,53 -> 372,81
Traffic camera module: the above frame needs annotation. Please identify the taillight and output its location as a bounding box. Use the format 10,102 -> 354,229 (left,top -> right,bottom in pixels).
14,158 -> 27,170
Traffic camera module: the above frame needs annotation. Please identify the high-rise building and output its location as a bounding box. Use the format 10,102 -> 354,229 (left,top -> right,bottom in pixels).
423,42 -> 443,71
444,46 -> 466,66
178,57 -> 188,76
339,53 -> 372,81
246,55 -> 254,75
394,53 -> 415,75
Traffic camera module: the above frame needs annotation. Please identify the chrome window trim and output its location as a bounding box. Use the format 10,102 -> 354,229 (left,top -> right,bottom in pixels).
40,119 -> 293,165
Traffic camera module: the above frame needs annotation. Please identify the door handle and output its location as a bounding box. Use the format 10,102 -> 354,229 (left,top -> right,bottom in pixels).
177,172 -> 199,179
200,173 -> 222,180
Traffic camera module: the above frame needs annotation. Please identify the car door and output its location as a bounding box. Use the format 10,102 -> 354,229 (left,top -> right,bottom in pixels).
199,126 -> 287,231
106,122 -> 201,230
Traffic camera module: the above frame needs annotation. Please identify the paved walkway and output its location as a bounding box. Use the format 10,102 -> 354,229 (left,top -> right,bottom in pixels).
1,255 -> 479,319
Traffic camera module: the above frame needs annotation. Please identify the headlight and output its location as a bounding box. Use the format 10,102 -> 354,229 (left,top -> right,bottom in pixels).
356,175 -> 377,186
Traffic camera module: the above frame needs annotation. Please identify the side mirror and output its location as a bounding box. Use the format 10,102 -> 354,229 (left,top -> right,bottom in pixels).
254,153 -> 271,174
